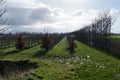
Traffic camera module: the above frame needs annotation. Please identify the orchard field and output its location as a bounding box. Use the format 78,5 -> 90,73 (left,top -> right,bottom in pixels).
0,10 -> 120,80
0,36 -> 120,80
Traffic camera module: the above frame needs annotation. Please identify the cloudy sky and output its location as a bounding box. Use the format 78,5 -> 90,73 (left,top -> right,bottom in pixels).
2,0 -> 120,33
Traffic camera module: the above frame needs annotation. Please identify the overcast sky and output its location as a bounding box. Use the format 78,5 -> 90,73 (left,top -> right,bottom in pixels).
2,0 -> 120,33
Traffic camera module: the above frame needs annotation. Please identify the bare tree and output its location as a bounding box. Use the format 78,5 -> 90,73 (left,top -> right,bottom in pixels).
0,0 -> 14,33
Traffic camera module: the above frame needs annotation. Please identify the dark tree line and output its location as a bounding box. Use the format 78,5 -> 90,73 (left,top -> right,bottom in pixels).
70,13 -> 116,55
0,34 -> 17,49
0,32 -> 65,50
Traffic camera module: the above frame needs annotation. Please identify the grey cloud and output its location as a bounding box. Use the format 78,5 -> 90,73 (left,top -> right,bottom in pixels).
29,6 -> 57,23
9,26 -> 61,33
30,7 -> 51,20
2,5 -> 56,26
3,7 -> 33,26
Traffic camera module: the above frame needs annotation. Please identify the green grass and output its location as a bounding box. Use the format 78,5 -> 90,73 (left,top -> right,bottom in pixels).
110,36 -> 120,43
0,37 -> 120,80
48,37 -> 70,56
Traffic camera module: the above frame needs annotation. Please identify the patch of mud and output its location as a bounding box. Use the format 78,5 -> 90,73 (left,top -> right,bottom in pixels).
0,60 -> 38,78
